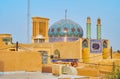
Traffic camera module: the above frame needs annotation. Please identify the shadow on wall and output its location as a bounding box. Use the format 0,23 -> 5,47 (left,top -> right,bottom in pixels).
0,61 -> 4,72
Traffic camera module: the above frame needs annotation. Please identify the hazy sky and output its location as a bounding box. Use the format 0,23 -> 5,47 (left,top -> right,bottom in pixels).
0,0 -> 120,51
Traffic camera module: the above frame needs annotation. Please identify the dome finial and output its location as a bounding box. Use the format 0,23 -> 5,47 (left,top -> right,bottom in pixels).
65,9 -> 67,20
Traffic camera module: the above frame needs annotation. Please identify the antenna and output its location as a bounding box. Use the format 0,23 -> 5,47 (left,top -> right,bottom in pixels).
65,9 -> 67,20
27,0 -> 30,43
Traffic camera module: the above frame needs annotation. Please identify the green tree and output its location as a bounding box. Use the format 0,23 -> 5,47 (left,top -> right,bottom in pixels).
105,65 -> 120,79
117,50 -> 120,53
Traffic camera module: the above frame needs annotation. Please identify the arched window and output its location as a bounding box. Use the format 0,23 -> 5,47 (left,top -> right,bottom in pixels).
103,41 -> 108,48
82,39 -> 88,48
54,49 -> 60,59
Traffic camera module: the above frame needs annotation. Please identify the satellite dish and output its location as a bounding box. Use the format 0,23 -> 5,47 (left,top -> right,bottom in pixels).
62,66 -> 77,75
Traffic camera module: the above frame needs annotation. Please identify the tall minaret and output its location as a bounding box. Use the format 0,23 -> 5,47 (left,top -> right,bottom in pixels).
86,17 -> 91,39
97,18 -> 101,39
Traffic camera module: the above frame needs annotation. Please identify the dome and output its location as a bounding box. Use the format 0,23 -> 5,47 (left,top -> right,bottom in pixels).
48,19 -> 83,42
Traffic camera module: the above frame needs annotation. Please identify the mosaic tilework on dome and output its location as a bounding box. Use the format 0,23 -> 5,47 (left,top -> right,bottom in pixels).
48,19 -> 83,42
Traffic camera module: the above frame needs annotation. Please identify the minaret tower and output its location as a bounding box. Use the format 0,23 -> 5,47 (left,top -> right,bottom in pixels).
86,17 -> 91,39
97,18 -> 101,39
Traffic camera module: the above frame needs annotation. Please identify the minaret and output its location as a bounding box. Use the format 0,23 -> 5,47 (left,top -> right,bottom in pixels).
97,18 -> 101,39
86,17 -> 91,39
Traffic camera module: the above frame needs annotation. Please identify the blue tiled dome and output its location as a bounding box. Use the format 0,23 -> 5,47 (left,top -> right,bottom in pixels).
48,19 -> 83,42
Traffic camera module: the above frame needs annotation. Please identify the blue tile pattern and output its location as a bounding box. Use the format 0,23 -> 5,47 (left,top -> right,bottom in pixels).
90,39 -> 102,53
48,19 -> 83,42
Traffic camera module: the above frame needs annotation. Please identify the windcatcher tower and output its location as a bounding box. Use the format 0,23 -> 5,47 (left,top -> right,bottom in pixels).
32,17 -> 49,43
97,18 -> 101,39
86,17 -> 91,39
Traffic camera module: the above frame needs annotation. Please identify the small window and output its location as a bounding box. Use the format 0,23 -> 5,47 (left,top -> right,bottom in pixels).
2,38 -> 11,45
34,39 -> 45,43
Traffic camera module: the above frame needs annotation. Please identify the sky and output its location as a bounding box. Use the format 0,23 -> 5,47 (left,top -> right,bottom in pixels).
0,0 -> 120,51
